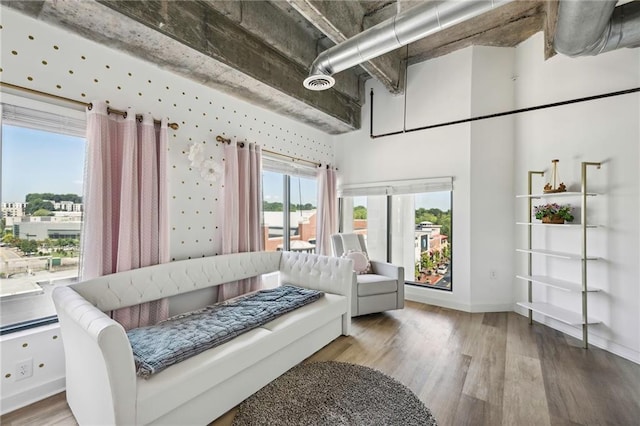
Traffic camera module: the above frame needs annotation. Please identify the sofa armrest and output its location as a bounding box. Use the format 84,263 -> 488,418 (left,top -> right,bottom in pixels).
369,261 -> 405,309
52,286 -> 137,425
279,251 -> 354,334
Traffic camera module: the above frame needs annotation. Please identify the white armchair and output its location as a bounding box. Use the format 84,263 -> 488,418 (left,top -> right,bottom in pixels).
331,233 -> 404,317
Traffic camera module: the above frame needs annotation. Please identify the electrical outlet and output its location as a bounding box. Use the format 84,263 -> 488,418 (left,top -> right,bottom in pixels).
489,270 -> 497,280
15,358 -> 33,381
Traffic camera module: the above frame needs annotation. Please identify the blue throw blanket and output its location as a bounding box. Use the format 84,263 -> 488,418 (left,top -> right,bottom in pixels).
127,285 -> 324,378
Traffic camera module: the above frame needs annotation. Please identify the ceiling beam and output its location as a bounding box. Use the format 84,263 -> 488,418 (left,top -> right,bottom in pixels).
544,0 -> 560,60
405,1 -> 546,63
202,0 -> 363,103
97,0 -> 361,130
2,0 -> 361,133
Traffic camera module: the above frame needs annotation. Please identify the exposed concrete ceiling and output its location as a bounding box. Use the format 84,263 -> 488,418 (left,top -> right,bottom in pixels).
2,0 -> 559,134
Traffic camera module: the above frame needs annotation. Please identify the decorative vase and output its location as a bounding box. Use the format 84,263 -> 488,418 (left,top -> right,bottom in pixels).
542,215 -> 565,224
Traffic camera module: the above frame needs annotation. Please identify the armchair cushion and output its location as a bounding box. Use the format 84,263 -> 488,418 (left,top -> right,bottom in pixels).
339,233 -> 362,252
356,274 -> 398,296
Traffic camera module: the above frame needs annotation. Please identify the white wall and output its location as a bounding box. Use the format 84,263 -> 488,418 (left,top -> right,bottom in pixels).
469,47 -> 516,310
335,48 -> 474,311
335,46 -> 518,313
0,6 -> 333,413
0,324 -> 65,415
514,32 -> 640,362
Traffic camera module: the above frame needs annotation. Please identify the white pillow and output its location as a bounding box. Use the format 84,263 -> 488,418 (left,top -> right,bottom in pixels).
342,250 -> 372,275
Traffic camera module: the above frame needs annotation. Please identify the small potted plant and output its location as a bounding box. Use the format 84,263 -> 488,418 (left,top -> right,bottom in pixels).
533,203 -> 575,224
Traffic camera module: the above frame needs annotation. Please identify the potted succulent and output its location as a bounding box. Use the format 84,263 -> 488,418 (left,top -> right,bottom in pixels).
533,203 -> 575,224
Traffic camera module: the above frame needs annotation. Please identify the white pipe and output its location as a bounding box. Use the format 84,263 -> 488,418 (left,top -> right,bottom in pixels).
554,0 -> 640,57
304,0 -> 512,90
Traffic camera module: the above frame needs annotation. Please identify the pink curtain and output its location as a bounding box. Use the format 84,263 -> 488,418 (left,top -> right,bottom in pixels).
316,166 -> 338,256
218,139 -> 263,301
81,101 -> 169,330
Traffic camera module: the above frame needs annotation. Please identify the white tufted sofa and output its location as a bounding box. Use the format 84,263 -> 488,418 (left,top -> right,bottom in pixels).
52,251 -> 354,425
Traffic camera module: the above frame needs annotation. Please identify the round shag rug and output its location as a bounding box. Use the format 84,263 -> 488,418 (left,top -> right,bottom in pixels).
232,361 -> 438,426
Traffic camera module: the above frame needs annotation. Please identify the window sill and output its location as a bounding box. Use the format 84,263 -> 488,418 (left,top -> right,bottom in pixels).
0,316 -> 58,336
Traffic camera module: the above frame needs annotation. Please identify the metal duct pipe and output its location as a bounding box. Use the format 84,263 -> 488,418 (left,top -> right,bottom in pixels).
554,0 -> 640,57
303,0 -> 512,91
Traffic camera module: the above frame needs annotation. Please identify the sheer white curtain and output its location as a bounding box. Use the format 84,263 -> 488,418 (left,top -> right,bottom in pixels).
316,166 -> 338,256
81,101 -> 169,330
218,138 -> 263,301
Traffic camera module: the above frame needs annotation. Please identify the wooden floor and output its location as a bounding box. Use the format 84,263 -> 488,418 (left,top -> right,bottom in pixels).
3,301 -> 639,426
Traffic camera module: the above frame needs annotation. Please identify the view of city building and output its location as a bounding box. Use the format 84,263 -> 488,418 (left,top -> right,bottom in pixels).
262,210 -> 317,253
413,219 -> 450,289
1,195 -> 83,326
261,170 -> 318,254
1,124 -> 85,330
342,192 -> 452,291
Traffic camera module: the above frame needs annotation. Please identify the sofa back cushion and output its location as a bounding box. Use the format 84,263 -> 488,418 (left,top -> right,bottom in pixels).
279,251 -> 354,297
71,251 -> 282,312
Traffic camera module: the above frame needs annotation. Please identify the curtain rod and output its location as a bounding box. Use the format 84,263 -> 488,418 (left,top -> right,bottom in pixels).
0,81 -> 179,130
215,135 -> 324,168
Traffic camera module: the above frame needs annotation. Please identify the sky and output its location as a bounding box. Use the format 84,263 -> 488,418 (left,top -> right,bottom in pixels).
262,170 -> 318,206
2,125 -> 85,202
415,192 -> 452,211
0,127 -> 316,208
354,192 -> 452,211
1,125 -> 450,211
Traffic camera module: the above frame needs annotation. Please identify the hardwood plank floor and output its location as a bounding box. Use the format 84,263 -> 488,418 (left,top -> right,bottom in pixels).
2,301 -> 639,426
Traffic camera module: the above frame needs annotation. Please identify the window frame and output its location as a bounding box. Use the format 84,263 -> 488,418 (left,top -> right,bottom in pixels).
262,155 -> 318,253
0,94 -> 86,334
338,177 -> 454,291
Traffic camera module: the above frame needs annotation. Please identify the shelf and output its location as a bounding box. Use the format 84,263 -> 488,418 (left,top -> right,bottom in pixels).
516,248 -> 600,260
516,222 -> 598,228
518,163 -> 603,348
517,302 -> 600,326
516,191 -> 598,199
515,275 -> 602,292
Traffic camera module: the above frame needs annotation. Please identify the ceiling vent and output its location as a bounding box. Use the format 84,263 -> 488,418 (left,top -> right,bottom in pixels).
303,74 -> 335,91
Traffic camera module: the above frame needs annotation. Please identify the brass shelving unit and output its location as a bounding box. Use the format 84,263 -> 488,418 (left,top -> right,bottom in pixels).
516,162 -> 602,349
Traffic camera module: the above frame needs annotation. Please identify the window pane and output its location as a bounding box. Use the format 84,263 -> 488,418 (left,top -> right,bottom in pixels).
262,171 -> 317,254
262,170 -> 286,252
392,191 -> 452,291
341,195 -> 387,261
288,175 -> 317,254
1,124 -> 85,331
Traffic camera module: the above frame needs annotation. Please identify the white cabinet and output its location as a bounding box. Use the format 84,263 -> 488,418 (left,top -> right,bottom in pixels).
515,163 -> 602,348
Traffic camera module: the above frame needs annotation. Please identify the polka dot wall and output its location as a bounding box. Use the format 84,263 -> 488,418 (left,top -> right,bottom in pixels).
0,7 -> 333,261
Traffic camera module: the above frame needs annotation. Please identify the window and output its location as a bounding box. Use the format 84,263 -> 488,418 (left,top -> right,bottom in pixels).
392,192 -> 452,290
1,99 -> 86,334
262,170 -> 287,251
339,177 -> 453,291
262,157 -> 317,253
340,195 -> 388,261
288,175 -> 318,253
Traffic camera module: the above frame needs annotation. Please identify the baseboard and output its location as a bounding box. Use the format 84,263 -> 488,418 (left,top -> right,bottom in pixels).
404,287 -> 469,311
468,302 -> 514,313
0,377 -> 65,415
513,305 -> 640,365
404,286 -> 512,313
